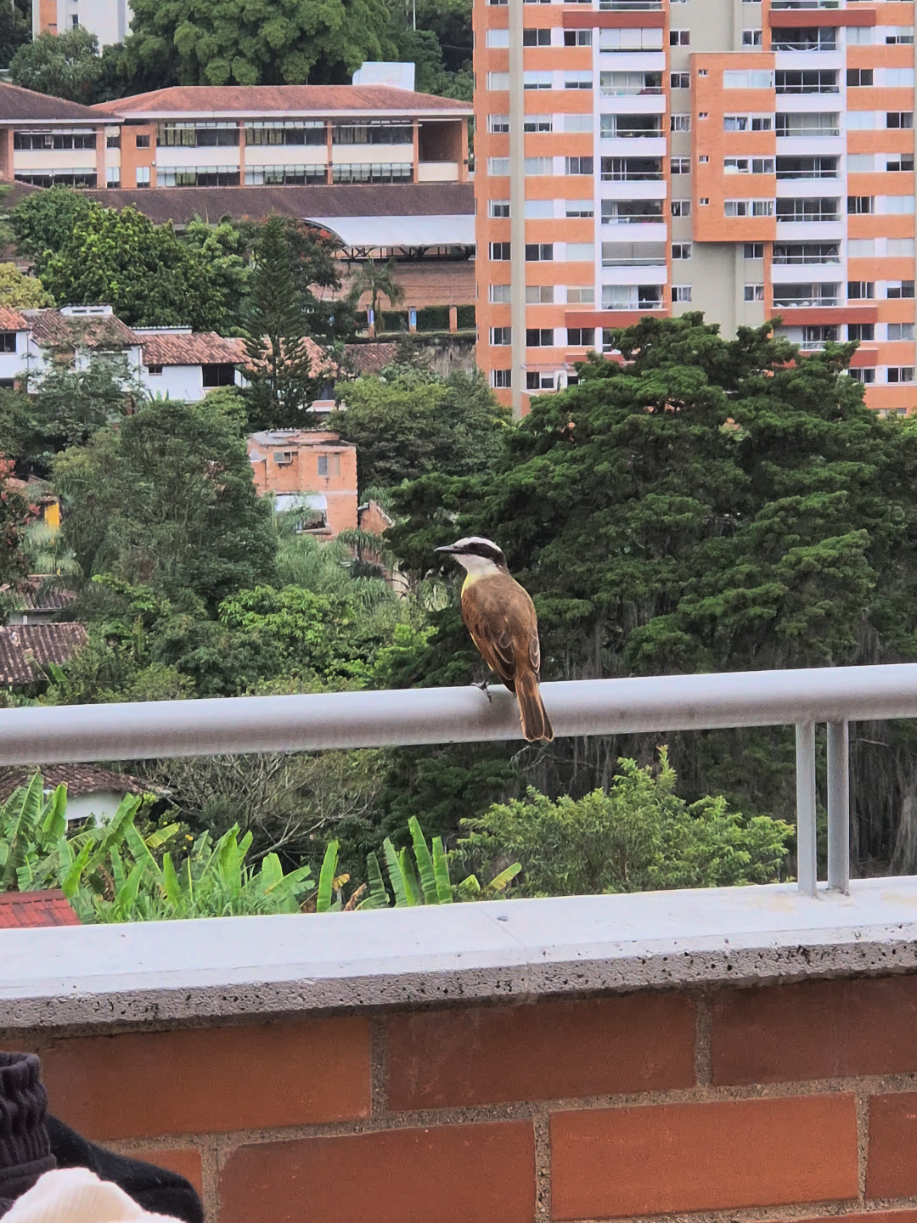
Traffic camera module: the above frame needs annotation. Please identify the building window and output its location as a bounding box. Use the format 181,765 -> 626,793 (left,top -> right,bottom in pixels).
488,157 -> 510,176
744,243 -> 764,259
742,29 -> 762,46
523,71 -> 552,90
488,114 -> 509,133
567,328 -> 594,346
490,327 -> 511,345
526,285 -> 554,303
847,68 -> 874,87
490,284 -> 512,303
670,29 -> 690,44
672,285 -> 692,302
724,69 -> 774,88
158,122 -> 239,147
332,163 -> 412,184
487,28 -> 509,46
523,28 -> 551,45
106,167 -> 120,189
564,29 -> 591,45
136,166 -> 150,187
671,157 -> 690,174
158,166 -> 242,188
848,196 -> 874,215
487,72 -> 510,90
566,286 -> 594,304
526,372 -> 555,390
489,242 -> 511,260
889,323 -> 916,341
526,328 -> 554,347
671,200 -> 692,217
146,363 -> 163,375
13,130 -> 96,150
525,243 -> 553,261
524,157 -> 552,176
492,369 -> 512,388
725,199 -> 775,216
565,200 -> 594,218
671,114 -> 691,132
489,200 -> 510,218
202,364 -> 237,388
887,112 -> 914,129
744,284 -> 765,301
847,281 -> 875,300
848,324 -> 875,341
887,367 -> 915,383
246,120 -> 326,146
135,133 -> 151,148
245,165 -> 327,186
670,72 -> 689,89
524,199 -> 552,219
106,132 -> 120,148
565,157 -> 593,175
332,124 -> 413,145
317,453 -> 342,477
565,72 -> 593,89
0,334 -> 16,353
14,170 -> 97,188
672,242 -> 692,259
888,281 -> 916,299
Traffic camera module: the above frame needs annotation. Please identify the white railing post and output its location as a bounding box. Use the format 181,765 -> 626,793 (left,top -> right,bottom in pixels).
827,720 -> 850,892
796,721 -> 817,896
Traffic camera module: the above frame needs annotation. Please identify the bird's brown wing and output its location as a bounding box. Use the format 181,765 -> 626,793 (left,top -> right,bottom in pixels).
461,580 -> 518,693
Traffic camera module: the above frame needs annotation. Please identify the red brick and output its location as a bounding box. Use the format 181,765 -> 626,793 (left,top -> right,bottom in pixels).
219,1121 -> 535,1223
130,1148 -> 203,1196
551,1095 -> 858,1220
712,977 -> 917,1085
387,994 -> 696,1110
40,1018 -> 370,1141
868,1094 -> 917,1198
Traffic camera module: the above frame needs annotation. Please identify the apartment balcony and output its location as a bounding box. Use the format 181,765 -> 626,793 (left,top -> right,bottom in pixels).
772,284 -> 841,308
598,0 -> 663,9
417,161 -> 459,182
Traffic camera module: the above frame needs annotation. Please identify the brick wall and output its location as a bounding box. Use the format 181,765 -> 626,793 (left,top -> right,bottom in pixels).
9,973 -> 917,1223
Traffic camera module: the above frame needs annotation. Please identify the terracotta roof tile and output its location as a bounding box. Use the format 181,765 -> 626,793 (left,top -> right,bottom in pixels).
0,307 -> 27,331
140,331 -> 246,367
74,183 -> 474,227
94,85 -> 470,117
0,890 -> 80,928
23,309 -> 138,350
0,81 -> 105,123
0,624 -> 87,684
0,764 -> 150,804
3,577 -> 78,613
344,342 -> 399,375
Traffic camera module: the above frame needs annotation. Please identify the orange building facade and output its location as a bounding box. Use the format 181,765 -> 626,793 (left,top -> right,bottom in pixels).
474,0 -> 917,416
247,431 -> 358,539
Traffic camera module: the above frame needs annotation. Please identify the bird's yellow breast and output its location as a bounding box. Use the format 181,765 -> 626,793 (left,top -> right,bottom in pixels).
462,570 -> 501,594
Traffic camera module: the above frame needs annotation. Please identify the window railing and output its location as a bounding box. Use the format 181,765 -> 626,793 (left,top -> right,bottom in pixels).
776,167 -> 839,179
600,86 -> 664,96
772,293 -> 839,306
601,168 -> 664,180
8,663 -> 917,894
598,0 -> 662,8
601,212 -> 665,223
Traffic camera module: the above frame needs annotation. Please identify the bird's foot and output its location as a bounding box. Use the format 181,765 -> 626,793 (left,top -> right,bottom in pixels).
472,680 -> 493,704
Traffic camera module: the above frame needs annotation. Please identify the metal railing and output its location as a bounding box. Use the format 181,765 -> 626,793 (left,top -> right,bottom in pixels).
7,664 -> 917,897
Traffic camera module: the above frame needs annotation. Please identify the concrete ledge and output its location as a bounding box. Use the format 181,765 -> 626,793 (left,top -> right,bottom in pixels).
4,877 -> 917,1029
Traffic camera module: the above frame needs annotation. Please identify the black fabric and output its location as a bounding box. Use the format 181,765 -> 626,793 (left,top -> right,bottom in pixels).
46,1116 -> 203,1223
0,1053 -> 56,1217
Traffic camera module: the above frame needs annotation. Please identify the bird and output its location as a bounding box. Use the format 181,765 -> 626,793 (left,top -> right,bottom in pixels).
435,536 -> 553,743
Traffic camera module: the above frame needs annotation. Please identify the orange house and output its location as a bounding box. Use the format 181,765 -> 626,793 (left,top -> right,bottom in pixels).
247,430 -> 357,539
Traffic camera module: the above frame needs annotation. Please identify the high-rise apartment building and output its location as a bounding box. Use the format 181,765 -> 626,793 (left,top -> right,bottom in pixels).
33,0 -> 132,46
475,0 -> 917,416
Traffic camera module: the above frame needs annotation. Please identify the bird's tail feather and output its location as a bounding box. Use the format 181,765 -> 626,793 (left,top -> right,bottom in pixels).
516,672 -> 554,743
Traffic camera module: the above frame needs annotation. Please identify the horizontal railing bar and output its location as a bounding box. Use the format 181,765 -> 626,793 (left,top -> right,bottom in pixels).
3,663 -> 917,764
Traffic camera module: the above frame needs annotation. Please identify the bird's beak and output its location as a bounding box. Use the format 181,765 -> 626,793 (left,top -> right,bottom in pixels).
435,545 -> 457,554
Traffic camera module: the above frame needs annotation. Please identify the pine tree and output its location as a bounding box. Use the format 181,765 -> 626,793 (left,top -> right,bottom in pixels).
244,215 -> 318,430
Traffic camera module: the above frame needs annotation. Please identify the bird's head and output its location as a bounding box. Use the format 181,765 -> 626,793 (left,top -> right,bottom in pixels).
435,536 -> 509,576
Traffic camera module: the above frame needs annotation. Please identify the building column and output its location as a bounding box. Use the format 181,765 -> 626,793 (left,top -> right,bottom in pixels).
508,0 -> 526,419
95,125 -> 106,189
0,130 -> 14,183
238,120 -> 246,186
413,120 -> 420,184
326,122 -> 334,185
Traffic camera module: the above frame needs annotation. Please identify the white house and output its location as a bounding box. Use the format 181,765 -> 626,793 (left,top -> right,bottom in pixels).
0,306 -> 247,402
134,328 -> 247,399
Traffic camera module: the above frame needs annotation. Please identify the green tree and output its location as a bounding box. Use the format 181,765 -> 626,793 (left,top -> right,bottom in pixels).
10,188 -> 99,279
384,314 -> 917,860
282,220 -> 358,342
44,205 -> 226,331
52,395 -> 276,612
127,0 -> 396,86
9,28 -> 104,104
25,352 -> 145,463
0,0 -> 30,70
347,257 -> 405,329
339,369 -> 510,492
244,215 -> 317,428
0,454 -> 36,608
456,751 -> 792,897
182,216 -> 255,333
0,264 -> 53,309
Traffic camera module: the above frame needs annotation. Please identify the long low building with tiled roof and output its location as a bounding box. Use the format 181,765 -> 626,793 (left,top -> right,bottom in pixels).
0,623 -> 87,685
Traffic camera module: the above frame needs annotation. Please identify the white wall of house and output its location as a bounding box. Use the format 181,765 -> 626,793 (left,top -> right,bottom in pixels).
142,363 -> 204,401
63,791 -> 128,824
